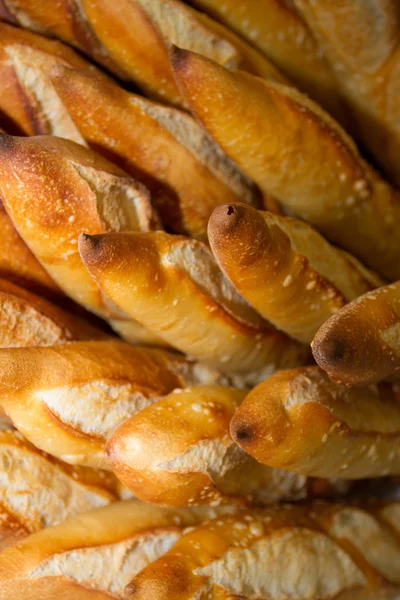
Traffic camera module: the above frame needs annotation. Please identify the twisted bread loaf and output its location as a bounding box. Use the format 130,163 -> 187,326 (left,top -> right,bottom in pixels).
0,340 -> 226,468
209,203 -> 382,343
127,501 -> 400,600
171,47 -> 400,280
313,280 -> 400,385
231,366 -> 400,479
79,231 -> 309,384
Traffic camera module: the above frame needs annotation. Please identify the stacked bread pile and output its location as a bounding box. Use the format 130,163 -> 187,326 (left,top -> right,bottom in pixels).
0,1 -> 399,598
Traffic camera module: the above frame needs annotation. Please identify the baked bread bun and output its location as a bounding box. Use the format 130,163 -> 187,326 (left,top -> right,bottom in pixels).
126,502 -> 400,600
313,280 -> 400,385
186,0 -> 347,121
0,424 -> 119,550
0,22 -> 97,138
49,65 -> 261,239
171,47 -> 400,281
0,340 -> 226,468
0,500 -> 234,600
0,134 -> 163,344
209,203 -> 382,343
106,385 -> 339,507
231,366 -> 400,479
0,278 -> 105,347
0,0 -> 285,108
79,231 -> 309,385
294,0 -> 400,187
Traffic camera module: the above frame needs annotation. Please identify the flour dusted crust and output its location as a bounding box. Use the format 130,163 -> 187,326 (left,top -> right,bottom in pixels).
231,365 -> 400,479
79,231 -> 309,384
171,47 -> 400,280
209,203 -> 382,344
0,340 -> 225,468
127,502 -> 400,600
0,499 -> 234,600
313,280 -> 400,385
0,0 -> 285,108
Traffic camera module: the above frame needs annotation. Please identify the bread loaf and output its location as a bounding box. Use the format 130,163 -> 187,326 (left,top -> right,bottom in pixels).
79,231 -> 309,384
0,134 -> 164,344
0,423 -> 119,550
0,499 -> 234,599
0,340 -> 226,468
294,0 -> 400,187
231,366 -> 400,479
186,0 -> 347,121
313,280 -> 400,385
171,47 -> 400,281
126,501 -> 400,600
209,203 -> 382,343
0,0 -> 286,108
107,385 -> 340,507
0,278 -> 105,347
49,65 -> 261,239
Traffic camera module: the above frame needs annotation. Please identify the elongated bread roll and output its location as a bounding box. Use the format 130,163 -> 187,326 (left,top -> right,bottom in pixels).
209,203 -> 382,343
0,278 -> 105,347
79,231 -> 309,384
294,0 -> 400,187
0,0 -> 285,108
171,48 -> 400,281
49,65 -> 260,239
0,134 -> 163,344
186,0 -> 347,121
107,385 -> 342,507
231,366 -> 400,479
0,339 -> 226,468
313,280 -> 400,385
0,22 -> 96,138
0,424 -> 119,550
126,502 -> 400,600
0,500 -> 234,600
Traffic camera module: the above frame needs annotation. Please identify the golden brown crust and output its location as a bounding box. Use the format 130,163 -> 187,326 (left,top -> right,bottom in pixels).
0,500 -> 236,600
106,385 -> 324,507
171,48 -> 400,281
0,134 -> 161,345
0,278 -> 105,347
49,65 -> 261,239
231,366 -> 400,479
312,281 -> 400,385
186,0 -> 348,121
0,424 -> 119,550
294,0 -> 400,187
0,0 -> 286,108
0,340 -> 227,468
79,231 -> 309,384
209,203 -> 382,343
126,502 -> 400,600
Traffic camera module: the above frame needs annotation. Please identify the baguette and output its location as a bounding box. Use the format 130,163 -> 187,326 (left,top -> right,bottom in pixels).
0,22 -> 96,138
0,424 -> 118,550
186,0 -> 347,121
0,134 -> 163,344
49,65 -> 261,239
209,203 -> 382,343
231,366 -> 400,479
107,385 -> 342,507
0,0 -> 285,108
0,278 -> 105,347
0,500 -> 234,600
79,231 -> 309,385
126,502 -> 400,600
171,47 -> 400,281
313,280 -> 400,385
293,0 -> 400,187
0,339 -> 226,468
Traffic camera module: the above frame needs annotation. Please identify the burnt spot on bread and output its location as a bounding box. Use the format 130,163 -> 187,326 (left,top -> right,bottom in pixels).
231,422 -> 256,445
227,205 -> 235,215
169,45 -> 189,71
313,336 -> 348,369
